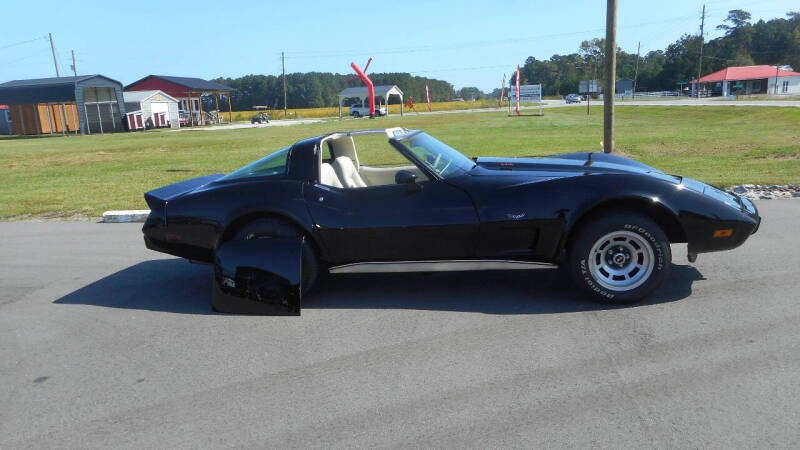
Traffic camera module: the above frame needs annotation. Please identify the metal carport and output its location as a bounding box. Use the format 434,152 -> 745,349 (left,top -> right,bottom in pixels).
338,85 -> 404,118
0,75 -> 126,135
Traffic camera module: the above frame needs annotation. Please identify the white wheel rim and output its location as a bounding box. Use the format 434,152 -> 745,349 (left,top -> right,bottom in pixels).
588,230 -> 655,292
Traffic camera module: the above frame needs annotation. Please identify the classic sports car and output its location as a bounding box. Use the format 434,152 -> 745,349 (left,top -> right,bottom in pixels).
143,128 -> 760,314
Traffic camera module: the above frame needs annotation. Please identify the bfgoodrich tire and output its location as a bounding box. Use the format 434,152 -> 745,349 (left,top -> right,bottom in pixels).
567,211 -> 671,303
231,218 -> 320,294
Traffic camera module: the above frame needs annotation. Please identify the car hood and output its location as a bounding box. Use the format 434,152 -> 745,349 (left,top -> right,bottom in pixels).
472,152 -> 663,177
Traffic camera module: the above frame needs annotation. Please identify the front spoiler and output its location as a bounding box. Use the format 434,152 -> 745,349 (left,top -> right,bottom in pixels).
212,237 -> 303,315
685,203 -> 761,259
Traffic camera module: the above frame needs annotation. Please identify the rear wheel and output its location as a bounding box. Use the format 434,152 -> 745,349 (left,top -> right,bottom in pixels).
230,218 -> 320,294
567,211 -> 671,303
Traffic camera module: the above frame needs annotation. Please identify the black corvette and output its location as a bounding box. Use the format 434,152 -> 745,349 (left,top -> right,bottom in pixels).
143,128 -> 760,314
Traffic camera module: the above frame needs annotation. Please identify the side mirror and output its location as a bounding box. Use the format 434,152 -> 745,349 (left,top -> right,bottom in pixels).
395,170 -> 422,193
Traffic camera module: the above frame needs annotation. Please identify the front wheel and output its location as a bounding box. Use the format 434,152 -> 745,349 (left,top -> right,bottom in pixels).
567,211 -> 671,303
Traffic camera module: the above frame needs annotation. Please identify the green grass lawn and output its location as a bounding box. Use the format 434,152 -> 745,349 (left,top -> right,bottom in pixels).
0,106 -> 798,220
231,98 -> 505,121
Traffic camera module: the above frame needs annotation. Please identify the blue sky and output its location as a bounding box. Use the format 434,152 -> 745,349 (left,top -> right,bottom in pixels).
1,0 -> 796,91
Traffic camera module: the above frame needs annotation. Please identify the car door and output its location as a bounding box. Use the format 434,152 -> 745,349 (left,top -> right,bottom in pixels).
304,180 -> 479,264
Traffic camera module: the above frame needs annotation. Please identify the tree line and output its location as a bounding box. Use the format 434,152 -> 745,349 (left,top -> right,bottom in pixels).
511,10 -> 799,96
212,10 -> 798,109
212,72 -> 456,111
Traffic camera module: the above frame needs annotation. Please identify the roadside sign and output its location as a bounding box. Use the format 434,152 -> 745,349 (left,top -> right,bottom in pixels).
507,83 -> 543,116
579,79 -> 598,94
579,80 -> 598,116
509,84 -> 542,103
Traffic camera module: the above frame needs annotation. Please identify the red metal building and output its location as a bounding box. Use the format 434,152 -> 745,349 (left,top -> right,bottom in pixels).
124,75 -> 233,125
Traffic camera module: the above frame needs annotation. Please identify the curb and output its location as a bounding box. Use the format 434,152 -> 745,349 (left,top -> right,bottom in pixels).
101,210 -> 150,223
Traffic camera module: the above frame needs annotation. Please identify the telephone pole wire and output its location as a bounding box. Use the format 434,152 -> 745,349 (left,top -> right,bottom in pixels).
282,51 -> 288,118
603,0 -> 617,154
696,4 -> 705,98
48,33 -> 59,77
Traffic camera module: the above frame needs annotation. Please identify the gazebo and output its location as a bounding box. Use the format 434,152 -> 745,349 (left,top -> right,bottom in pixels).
338,85 -> 404,118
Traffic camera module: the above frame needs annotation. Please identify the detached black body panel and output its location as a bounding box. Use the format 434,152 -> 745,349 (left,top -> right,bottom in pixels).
212,238 -> 302,315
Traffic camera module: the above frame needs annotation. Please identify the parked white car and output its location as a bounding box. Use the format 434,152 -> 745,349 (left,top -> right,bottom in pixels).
349,104 -> 386,117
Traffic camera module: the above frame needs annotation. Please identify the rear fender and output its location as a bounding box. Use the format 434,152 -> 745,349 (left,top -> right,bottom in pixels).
212,237 -> 303,315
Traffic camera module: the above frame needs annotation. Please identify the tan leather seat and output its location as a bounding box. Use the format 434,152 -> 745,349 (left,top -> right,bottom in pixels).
332,156 -> 367,188
320,162 -> 343,188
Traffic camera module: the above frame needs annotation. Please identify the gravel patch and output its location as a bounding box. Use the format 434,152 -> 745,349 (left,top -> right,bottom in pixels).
731,184 -> 800,200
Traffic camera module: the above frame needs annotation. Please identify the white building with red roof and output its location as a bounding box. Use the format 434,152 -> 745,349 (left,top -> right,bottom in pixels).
691,65 -> 800,97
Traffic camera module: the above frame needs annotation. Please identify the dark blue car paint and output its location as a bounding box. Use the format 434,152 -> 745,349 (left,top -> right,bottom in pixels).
143,130 -> 760,278
212,237 -> 302,315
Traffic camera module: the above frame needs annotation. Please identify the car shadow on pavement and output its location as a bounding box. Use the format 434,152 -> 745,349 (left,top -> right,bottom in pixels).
306,264 -> 703,314
54,258 -> 704,315
54,258 -> 214,315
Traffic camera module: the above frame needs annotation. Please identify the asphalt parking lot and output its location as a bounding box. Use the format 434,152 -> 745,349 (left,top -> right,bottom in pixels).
1,200 -> 799,448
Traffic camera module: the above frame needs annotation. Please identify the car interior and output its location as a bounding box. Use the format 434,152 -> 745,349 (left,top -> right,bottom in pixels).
318,131 -> 428,189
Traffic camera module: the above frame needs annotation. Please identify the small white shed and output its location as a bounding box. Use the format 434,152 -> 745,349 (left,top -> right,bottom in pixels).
338,85 -> 404,118
123,90 -> 179,128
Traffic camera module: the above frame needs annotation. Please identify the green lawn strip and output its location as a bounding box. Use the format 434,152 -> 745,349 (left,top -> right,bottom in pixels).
0,106 -> 797,219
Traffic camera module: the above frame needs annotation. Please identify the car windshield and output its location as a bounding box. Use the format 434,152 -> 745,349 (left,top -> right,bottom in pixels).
395,132 -> 475,178
220,147 -> 290,181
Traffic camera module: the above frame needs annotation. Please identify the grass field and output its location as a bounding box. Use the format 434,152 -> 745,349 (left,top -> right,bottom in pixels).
230,98 -> 506,121
0,105 -> 798,220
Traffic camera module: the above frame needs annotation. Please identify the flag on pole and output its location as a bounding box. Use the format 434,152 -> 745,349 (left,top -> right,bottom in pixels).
499,74 -> 505,108
425,83 -> 431,112
515,65 -> 521,116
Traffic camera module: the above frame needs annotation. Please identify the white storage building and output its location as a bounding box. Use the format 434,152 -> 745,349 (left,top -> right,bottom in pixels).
123,90 -> 179,129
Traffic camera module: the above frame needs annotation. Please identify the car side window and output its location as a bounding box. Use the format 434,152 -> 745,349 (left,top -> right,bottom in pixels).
322,142 -> 334,164
354,134 -> 413,168
324,134 -> 428,189
220,147 -> 290,181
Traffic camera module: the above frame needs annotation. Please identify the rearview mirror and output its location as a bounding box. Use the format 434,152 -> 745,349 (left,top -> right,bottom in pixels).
395,170 -> 422,194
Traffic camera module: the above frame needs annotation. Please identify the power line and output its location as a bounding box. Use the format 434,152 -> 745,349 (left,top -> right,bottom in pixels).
0,53 -> 46,65
282,13 -> 705,60
411,64 -> 514,74
0,35 -> 47,51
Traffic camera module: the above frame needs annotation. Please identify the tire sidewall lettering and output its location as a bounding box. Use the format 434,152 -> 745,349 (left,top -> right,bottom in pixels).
579,259 -> 615,299
580,223 -> 665,298
624,223 -> 664,270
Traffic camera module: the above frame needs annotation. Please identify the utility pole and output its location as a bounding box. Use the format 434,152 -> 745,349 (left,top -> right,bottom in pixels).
70,50 -> 77,76
632,41 -> 641,98
774,64 -> 780,94
603,0 -> 617,154
696,4 -> 705,98
48,33 -> 59,77
282,51 -> 288,118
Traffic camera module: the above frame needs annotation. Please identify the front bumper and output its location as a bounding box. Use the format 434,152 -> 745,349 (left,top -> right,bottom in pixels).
685,195 -> 760,257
